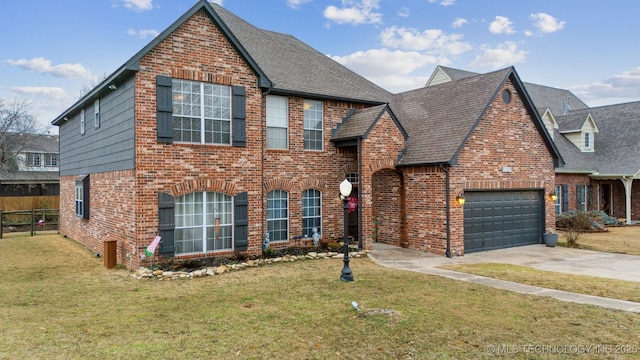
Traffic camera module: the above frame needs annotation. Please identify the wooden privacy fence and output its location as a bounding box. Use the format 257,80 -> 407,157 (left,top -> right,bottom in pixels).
0,196 -> 59,212
0,208 -> 59,238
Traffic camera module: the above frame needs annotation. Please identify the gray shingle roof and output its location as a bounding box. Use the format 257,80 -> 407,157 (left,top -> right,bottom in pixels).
552,129 -> 597,173
555,111 -> 591,132
391,67 -> 514,165
212,4 -> 391,104
588,101 -> 640,175
332,105 -> 387,140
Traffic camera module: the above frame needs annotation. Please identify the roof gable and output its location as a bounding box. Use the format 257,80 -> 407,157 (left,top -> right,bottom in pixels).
392,67 -> 563,167
331,104 -> 407,146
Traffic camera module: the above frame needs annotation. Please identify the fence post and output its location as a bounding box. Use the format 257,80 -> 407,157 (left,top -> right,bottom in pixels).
0,209 -> 3,239
31,208 -> 35,236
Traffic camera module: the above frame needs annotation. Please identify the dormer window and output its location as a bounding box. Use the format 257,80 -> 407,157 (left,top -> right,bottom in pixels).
584,132 -> 592,150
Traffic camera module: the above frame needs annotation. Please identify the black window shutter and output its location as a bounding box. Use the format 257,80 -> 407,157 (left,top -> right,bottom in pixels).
562,184 -> 569,213
156,75 -> 173,144
232,86 -> 246,147
234,192 -> 249,251
82,174 -> 90,219
158,192 -> 175,258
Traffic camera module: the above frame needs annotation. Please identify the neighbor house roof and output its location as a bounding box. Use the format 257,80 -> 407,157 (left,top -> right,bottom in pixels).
391,67 -> 562,166
53,0 -> 389,125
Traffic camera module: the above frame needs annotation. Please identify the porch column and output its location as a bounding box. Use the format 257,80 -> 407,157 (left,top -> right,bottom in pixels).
621,176 -> 633,225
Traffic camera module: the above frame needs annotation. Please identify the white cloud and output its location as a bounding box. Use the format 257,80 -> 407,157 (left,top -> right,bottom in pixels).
380,26 -> 472,55
470,41 -> 527,68
11,86 -> 67,101
571,67 -> 640,105
286,0 -> 311,9
127,28 -> 160,39
452,17 -> 468,28
5,57 -> 95,82
330,48 -> 441,92
323,0 -> 382,25
428,0 -> 455,6
397,7 -> 410,18
530,13 -> 565,34
489,16 -> 515,34
121,0 -> 153,11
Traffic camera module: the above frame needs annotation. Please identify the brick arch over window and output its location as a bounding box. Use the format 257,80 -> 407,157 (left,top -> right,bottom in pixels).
263,179 -> 296,193
368,159 -> 398,174
342,163 -> 358,178
171,178 -> 237,197
300,178 -> 327,191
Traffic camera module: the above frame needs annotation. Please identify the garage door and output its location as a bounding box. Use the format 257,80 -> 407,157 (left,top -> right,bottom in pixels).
464,190 -> 543,253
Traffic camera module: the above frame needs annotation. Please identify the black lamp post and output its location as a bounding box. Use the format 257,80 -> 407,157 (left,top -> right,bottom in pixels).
339,179 -> 354,282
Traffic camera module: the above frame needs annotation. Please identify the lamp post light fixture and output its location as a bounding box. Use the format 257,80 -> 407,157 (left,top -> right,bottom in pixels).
339,179 -> 354,282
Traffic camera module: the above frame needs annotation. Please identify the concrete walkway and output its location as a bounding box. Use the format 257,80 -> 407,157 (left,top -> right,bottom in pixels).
368,243 -> 640,313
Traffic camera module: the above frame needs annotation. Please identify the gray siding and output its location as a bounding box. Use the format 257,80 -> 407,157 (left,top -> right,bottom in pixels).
59,76 -> 135,177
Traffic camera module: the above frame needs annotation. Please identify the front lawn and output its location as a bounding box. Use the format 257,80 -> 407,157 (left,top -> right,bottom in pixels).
1,234 -> 639,359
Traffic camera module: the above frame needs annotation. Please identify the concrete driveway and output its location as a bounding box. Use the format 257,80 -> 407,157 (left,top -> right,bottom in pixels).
368,242 -> 640,313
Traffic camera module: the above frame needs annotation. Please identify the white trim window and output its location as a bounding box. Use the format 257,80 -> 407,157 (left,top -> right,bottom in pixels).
303,99 -> 323,150
80,109 -> 85,135
577,185 -> 587,211
94,99 -> 100,129
267,190 -> 288,242
44,153 -> 58,167
172,79 -> 231,145
584,132 -> 591,150
75,184 -> 84,217
266,95 -> 288,149
555,185 -> 562,215
174,192 -> 233,255
302,189 -> 322,238
26,153 -> 41,167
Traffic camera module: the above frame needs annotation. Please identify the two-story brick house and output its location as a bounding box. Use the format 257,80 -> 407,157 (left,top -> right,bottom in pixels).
52,1 -> 560,268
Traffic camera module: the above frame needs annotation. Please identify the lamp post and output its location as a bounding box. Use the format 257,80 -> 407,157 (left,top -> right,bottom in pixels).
339,179 -> 354,282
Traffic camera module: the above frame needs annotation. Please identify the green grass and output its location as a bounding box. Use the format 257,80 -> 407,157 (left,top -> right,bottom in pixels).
1,234 -> 639,359
439,262 -> 640,302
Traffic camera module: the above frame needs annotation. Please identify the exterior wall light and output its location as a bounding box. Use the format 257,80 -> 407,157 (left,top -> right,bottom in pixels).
456,194 -> 466,206
549,192 -> 558,201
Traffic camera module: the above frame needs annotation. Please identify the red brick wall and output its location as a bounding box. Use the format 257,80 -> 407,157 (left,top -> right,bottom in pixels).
59,171 -> 136,265
555,173 -> 592,213
360,110 -> 406,250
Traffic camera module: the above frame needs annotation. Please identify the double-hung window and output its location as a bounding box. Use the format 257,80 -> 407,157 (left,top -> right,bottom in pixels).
266,95 -> 288,149
577,185 -> 587,211
174,192 -> 233,255
584,132 -> 592,150
80,109 -> 85,135
172,79 -> 231,144
26,153 -> 41,167
44,153 -> 58,167
303,99 -> 323,150
94,99 -> 100,129
75,184 -> 84,217
267,190 -> 288,242
302,189 -> 322,238
555,185 -> 562,215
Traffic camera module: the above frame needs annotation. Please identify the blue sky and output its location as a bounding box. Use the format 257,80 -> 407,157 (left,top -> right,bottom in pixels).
2,0 -> 640,132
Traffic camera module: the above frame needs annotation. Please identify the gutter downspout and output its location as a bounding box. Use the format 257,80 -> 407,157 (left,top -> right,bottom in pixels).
261,84 -> 274,244
440,164 -> 452,258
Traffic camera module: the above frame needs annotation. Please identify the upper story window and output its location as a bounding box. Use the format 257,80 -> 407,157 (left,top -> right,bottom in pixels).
94,99 -> 100,129
266,95 -> 288,149
303,99 -> 323,151
26,153 -> 41,167
80,109 -> 85,135
44,153 -> 58,167
584,132 -> 592,150
345,172 -> 359,185
172,79 -> 231,145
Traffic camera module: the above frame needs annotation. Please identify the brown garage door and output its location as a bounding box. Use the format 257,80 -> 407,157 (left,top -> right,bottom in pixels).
464,190 -> 543,253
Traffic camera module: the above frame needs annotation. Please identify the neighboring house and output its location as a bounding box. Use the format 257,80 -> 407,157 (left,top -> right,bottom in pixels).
0,133 -> 59,198
429,65 -> 640,224
52,1 -> 559,268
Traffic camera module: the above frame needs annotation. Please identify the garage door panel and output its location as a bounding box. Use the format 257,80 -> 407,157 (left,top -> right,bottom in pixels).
464,190 -> 543,253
